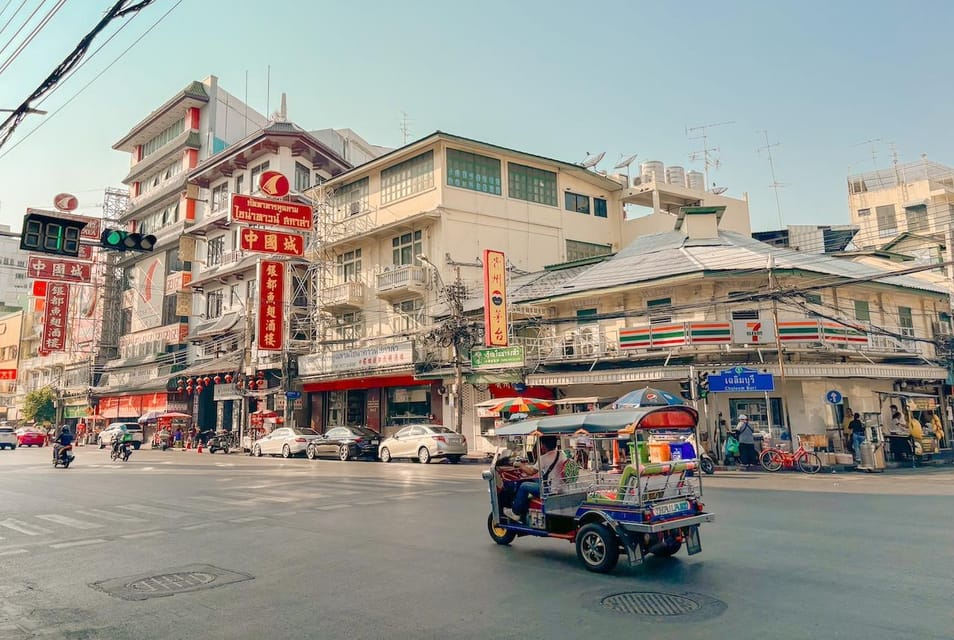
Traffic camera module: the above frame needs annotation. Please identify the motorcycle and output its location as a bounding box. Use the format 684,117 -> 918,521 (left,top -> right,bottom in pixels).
110,439 -> 132,462
687,434 -> 715,475
53,443 -> 74,469
207,432 -> 235,454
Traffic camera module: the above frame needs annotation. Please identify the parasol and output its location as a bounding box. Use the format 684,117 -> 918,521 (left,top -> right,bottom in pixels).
160,411 -> 192,419
488,397 -> 554,415
612,387 -> 684,408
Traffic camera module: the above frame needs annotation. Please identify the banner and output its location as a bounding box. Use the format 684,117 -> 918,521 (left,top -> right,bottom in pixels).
258,260 -> 285,351
482,249 -> 508,346
42,282 -> 70,352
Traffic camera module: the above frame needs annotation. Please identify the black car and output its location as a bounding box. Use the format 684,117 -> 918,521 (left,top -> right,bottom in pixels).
306,426 -> 381,461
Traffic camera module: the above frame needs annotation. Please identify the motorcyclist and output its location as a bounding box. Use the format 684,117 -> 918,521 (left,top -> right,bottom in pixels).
53,425 -> 74,462
111,423 -> 133,456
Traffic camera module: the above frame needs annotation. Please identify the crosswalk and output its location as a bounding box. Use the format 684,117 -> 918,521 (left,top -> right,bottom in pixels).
0,474 -> 484,555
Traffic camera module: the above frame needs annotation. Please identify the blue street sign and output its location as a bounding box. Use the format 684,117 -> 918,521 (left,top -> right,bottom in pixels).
825,390 -> 843,405
285,391 -> 302,399
707,367 -> 775,393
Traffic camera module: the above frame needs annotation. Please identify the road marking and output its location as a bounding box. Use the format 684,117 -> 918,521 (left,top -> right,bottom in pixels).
273,511 -> 298,517
355,500 -> 386,506
0,519 -> 52,536
75,509 -> 147,523
229,516 -> 265,523
315,504 -> 352,511
116,504 -> 186,518
120,530 -> 166,539
50,538 -> 105,549
0,549 -> 28,557
35,514 -> 102,530
141,467 -> 155,471
181,522 -> 218,531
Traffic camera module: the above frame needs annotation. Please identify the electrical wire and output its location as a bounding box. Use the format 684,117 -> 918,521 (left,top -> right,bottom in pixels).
0,0 -> 27,41
0,0 -> 43,63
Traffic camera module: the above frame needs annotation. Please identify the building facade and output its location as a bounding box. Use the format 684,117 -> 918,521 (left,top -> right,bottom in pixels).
0,310 -> 22,420
0,224 -> 30,311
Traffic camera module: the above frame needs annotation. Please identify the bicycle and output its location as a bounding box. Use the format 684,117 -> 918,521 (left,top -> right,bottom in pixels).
759,437 -> 822,474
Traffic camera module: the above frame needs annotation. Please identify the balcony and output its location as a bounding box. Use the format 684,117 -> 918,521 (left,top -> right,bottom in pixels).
375,265 -> 428,300
321,281 -> 365,311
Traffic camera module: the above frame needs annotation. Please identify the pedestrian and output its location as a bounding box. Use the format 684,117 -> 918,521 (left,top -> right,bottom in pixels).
736,414 -> 756,469
174,427 -> 183,448
889,405 -> 904,434
848,412 -> 865,463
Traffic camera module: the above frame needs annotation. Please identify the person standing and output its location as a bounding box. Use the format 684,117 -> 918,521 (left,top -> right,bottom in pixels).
848,413 -> 866,463
736,414 -> 756,469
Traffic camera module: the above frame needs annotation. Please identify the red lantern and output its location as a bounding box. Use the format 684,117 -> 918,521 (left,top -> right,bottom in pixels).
225,374 -> 232,383
186,385 -> 193,394
257,370 -> 265,378
247,380 -> 255,389
214,375 -> 221,384
176,385 -> 184,393
203,376 -> 211,385
188,378 -> 195,386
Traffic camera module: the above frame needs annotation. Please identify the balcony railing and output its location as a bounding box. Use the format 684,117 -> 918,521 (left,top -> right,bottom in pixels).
321,281 -> 365,311
375,265 -> 428,300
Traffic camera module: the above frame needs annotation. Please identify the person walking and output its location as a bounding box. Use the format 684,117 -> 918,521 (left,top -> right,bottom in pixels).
848,413 -> 866,463
736,414 -> 756,469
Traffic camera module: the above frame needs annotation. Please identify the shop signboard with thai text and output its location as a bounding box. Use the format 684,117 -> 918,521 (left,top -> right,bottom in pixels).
331,341 -> 414,372
41,282 -> 70,352
239,228 -> 305,257
708,366 -> 775,392
471,346 -> 524,369
258,260 -> 285,351
482,249 -> 508,346
231,194 -> 313,231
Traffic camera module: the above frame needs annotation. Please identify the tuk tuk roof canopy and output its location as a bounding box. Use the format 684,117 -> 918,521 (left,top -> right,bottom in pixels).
494,406 -> 698,436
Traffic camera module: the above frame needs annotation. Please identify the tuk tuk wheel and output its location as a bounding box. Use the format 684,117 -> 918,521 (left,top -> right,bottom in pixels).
576,523 -> 619,573
652,538 -> 683,558
487,513 -> 516,545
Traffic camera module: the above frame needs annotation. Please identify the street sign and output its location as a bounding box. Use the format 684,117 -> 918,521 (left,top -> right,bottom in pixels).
707,366 -> 775,392
285,390 -> 301,399
239,228 -> 305,257
259,170 -> 290,197
230,194 -> 313,231
27,255 -> 92,283
0,369 -> 17,380
53,193 -> 79,212
826,390 -> 843,405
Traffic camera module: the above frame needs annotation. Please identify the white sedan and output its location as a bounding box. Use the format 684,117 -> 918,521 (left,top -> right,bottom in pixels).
252,427 -> 321,458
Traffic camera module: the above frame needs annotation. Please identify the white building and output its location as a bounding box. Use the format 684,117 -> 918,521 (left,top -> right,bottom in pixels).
0,224 -> 30,310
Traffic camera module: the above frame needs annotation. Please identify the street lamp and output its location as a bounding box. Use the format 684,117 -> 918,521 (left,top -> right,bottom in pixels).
419,254 -> 465,435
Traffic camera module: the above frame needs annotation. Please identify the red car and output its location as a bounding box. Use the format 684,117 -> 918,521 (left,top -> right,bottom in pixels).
16,429 -> 46,447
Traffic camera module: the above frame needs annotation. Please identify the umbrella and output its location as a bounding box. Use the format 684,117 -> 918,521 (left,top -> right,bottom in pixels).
489,397 -> 554,415
138,410 -> 163,423
612,387 -> 684,409
160,411 -> 192,419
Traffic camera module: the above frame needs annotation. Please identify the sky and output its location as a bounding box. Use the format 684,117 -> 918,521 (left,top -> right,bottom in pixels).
1,0 -> 954,233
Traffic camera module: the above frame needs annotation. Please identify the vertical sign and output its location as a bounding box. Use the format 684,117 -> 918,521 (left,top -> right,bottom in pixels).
42,282 -> 70,352
482,249 -> 508,347
258,260 -> 284,351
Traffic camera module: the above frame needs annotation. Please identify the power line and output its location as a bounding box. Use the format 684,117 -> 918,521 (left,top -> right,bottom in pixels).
0,0 -> 43,64
0,0 -> 27,42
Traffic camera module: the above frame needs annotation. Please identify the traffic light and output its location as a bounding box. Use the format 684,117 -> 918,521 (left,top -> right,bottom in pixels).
679,378 -> 694,400
100,228 -> 156,252
20,211 -> 85,257
697,372 -> 709,399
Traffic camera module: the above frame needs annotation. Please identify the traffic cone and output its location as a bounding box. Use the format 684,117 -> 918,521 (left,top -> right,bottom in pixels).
197,440 -> 203,453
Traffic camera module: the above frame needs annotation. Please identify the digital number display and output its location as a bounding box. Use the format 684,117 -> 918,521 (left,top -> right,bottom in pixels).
20,214 -> 85,257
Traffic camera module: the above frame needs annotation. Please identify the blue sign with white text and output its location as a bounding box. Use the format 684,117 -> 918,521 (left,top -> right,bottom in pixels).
708,367 -> 775,392
285,391 -> 302,399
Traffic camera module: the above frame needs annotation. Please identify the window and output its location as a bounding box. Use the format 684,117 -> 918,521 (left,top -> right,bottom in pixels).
234,174 -> 245,195
381,151 -> 434,203
647,297 -> 672,324
207,236 -> 225,266
122,267 -> 135,290
446,149 -> 501,195
876,204 -> 897,238
856,208 -> 870,217
166,249 -> 183,273
230,285 -> 240,307
139,162 -> 182,196
141,118 -> 184,158
594,198 -> 608,218
162,294 -> 179,325
250,161 -> 270,192
334,177 -> 369,215
392,231 -> 422,266
804,293 -> 822,305
336,248 -> 362,281
334,312 -> 363,343
206,290 -> 224,319
854,300 -> 870,322
295,162 -> 311,192
904,204 -> 928,233
393,298 -> 423,331
898,306 -> 914,336
508,162 -> 557,206
211,182 -> 229,212
564,192 -> 590,214
576,308 -> 597,324
121,309 -> 132,335
731,309 -> 759,320
565,239 -> 612,262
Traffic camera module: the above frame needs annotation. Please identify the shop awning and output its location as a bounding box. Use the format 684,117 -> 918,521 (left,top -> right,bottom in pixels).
303,374 -> 428,393
97,392 -> 169,419
91,377 -> 171,395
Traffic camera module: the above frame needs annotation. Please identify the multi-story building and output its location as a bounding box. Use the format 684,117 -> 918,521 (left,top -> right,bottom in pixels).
296,132 -> 751,436
92,76 -> 266,426
0,224 -> 30,310
0,310 -> 22,420
180,120 -> 359,433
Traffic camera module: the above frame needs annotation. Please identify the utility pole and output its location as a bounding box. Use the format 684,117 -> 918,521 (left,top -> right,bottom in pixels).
768,256 -> 794,447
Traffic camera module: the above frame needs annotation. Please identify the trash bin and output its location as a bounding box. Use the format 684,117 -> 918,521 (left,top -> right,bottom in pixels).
858,442 -> 886,472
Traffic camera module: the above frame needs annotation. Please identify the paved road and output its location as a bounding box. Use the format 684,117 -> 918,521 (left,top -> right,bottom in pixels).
0,446 -> 951,639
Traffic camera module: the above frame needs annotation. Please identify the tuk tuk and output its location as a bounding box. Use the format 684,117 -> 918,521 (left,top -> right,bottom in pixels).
483,405 -> 714,573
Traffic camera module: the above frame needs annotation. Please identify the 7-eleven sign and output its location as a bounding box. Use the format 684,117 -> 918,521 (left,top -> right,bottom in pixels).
732,319 -> 776,344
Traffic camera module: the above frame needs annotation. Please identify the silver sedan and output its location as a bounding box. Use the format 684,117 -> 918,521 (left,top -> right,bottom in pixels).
252,427 -> 321,458
378,424 -> 466,464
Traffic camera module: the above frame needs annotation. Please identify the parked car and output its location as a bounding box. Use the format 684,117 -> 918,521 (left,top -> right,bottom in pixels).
98,422 -> 145,450
378,424 -> 466,464
252,427 -> 321,458
306,426 -> 381,461
16,428 -> 46,447
0,426 -> 16,449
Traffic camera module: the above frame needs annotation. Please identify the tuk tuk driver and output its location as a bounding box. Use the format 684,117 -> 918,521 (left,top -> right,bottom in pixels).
505,435 -> 564,522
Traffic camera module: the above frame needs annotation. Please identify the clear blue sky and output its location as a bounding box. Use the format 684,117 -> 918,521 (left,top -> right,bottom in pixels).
1,0 -> 953,232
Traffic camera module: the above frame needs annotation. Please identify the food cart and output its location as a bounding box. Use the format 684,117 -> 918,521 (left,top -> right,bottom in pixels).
874,391 -> 942,466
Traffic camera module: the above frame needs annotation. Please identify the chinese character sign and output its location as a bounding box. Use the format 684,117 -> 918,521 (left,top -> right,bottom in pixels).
42,282 -> 71,352
257,260 -> 285,351
239,228 -> 305,257
482,249 -> 508,347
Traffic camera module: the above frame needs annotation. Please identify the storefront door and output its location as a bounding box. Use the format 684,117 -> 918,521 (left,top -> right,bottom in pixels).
729,397 -> 785,441
347,390 -> 366,426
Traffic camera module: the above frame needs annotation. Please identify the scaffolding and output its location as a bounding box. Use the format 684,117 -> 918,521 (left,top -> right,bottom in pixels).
93,187 -> 128,385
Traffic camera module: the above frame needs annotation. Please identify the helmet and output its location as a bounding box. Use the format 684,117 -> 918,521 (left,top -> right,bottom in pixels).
738,414 -> 748,421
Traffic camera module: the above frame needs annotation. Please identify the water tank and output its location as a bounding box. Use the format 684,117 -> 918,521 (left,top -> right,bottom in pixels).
640,160 -> 665,185
666,165 -> 686,187
687,170 -> 705,192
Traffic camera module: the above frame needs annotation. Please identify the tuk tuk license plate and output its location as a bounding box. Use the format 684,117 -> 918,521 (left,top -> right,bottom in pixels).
654,500 -> 689,516
686,525 -> 702,555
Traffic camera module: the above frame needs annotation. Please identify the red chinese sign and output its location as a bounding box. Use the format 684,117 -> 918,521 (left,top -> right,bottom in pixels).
28,255 -> 92,283
42,282 -> 71,352
258,260 -> 285,351
0,369 -> 17,380
231,194 -> 313,231
239,228 -> 305,257
482,249 -> 509,347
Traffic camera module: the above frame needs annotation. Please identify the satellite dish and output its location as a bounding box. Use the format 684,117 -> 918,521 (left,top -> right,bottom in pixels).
613,153 -> 638,170
710,186 -> 728,195
581,151 -> 606,169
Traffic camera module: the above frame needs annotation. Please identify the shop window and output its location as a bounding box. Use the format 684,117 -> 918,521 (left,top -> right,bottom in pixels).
729,397 -> 784,441
386,386 -> 431,426
647,297 -> 671,324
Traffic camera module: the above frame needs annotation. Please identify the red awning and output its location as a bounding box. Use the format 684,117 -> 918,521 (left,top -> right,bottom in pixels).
98,393 -> 169,419
303,374 -> 429,393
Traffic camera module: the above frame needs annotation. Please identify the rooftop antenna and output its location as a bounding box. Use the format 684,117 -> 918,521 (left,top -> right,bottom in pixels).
400,111 -> 412,145
756,129 -> 786,228
687,120 -> 734,190
581,151 -> 605,170
613,153 -> 638,184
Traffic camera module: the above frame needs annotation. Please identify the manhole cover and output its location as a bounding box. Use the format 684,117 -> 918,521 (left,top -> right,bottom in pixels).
90,564 -> 253,601
601,592 -> 701,616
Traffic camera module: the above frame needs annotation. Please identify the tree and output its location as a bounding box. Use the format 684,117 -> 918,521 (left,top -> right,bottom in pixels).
23,387 -> 56,424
